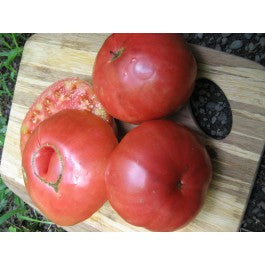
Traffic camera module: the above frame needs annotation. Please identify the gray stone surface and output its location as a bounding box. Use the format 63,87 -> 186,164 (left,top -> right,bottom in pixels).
230,40 -> 243,50
183,33 -> 265,232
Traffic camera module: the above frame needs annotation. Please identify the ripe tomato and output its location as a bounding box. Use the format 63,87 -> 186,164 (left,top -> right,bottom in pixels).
22,109 -> 118,226
105,120 -> 212,231
20,78 -> 114,153
93,33 -> 197,123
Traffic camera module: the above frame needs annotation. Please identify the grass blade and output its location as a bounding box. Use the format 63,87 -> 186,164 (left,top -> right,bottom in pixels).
0,208 -> 21,225
0,199 -> 7,212
0,182 -> 7,191
5,48 -> 22,66
0,79 -> 12,97
11,34 -> 19,49
1,38 -> 12,50
8,226 -> 17,232
0,51 -> 10,57
14,195 -> 25,209
16,214 -> 53,225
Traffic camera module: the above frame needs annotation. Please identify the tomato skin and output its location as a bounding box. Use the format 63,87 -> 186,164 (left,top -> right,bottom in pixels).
93,33 -> 197,123
22,110 -> 118,226
105,120 -> 212,231
20,78 -> 114,154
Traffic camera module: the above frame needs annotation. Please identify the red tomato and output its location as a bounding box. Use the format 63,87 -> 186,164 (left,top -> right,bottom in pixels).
93,33 -> 197,123
20,78 -> 114,153
105,120 -> 212,231
22,109 -> 118,226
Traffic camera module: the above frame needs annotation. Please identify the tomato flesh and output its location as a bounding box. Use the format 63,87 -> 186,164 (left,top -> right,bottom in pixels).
22,109 -> 118,226
20,78 -> 113,153
105,120 -> 212,231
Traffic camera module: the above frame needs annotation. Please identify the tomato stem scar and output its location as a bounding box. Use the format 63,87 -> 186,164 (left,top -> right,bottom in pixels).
176,179 -> 183,190
110,48 -> 124,62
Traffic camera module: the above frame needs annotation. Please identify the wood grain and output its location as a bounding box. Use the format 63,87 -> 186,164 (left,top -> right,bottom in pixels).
1,34 -> 265,232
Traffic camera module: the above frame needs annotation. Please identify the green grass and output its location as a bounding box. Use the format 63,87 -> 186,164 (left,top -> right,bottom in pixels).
0,34 -> 27,147
0,34 -> 25,230
0,114 -> 7,146
0,34 -> 22,147
0,33 -> 60,231
0,34 -> 24,95
0,177 -> 54,231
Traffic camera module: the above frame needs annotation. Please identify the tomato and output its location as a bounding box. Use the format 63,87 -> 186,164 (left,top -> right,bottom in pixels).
92,33 -> 197,123
22,109 -> 118,226
20,77 -> 114,153
105,120 -> 212,231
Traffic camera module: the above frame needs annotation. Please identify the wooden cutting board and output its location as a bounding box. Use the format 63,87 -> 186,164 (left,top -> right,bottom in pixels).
1,34 -> 265,232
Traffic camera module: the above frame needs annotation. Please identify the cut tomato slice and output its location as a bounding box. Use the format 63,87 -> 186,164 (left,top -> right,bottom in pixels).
20,78 -> 114,153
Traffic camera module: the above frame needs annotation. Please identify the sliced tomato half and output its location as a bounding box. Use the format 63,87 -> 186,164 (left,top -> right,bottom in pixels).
20,78 -> 114,153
